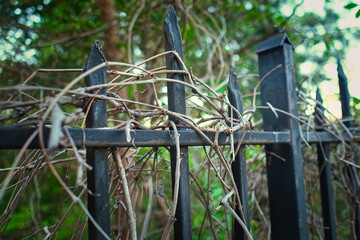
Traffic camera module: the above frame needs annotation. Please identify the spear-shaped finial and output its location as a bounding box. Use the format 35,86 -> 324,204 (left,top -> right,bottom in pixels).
83,41 -> 107,95
315,87 -> 325,128
337,59 -> 352,121
164,6 -> 186,120
164,6 -> 184,61
227,66 -> 243,116
316,88 -> 324,109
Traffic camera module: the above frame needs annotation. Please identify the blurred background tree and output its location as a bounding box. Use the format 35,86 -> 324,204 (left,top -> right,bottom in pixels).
0,0 -> 357,90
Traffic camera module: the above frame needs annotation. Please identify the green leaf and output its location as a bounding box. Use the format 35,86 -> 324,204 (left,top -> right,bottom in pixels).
353,96 -> 360,105
356,9 -> 360,18
344,2 -> 358,9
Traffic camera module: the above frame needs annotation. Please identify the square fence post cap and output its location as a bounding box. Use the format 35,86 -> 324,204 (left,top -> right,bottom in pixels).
256,34 -> 294,54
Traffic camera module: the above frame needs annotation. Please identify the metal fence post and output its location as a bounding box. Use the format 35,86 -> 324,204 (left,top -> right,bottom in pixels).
227,66 -> 250,239
338,60 -> 360,239
315,88 -> 337,240
84,41 -> 110,239
164,6 -> 192,239
257,34 -> 308,240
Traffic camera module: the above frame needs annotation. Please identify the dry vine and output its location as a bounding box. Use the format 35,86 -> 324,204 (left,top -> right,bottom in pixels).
0,49 -> 359,239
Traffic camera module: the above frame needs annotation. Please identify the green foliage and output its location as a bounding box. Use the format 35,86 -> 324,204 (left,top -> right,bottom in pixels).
344,2 -> 358,9
352,96 -> 360,119
344,1 -> 360,18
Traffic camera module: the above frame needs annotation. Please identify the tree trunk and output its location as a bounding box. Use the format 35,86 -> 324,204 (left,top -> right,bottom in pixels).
97,0 -> 121,62
97,0 -> 127,99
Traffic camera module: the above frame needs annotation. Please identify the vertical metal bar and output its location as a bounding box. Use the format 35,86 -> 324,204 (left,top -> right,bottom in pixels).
315,89 -> 337,240
84,41 -> 110,240
164,6 -> 192,240
228,66 -> 250,240
338,60 -> 352,126
338,60 -> 360,239
257,34 -> 308,240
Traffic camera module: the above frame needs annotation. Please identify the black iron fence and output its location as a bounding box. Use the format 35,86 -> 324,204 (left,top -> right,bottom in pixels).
0,6 -> 359,240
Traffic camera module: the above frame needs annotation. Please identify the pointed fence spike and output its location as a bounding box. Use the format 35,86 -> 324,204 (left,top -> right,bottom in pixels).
227,67 -> 250,240
337,60 -> 352,121
228,66 -> 243,114
164,6 -> 186,121
257,34 -> 308,239
84,41 -> 107,94
315,88 -> 325,127
164,6 -> 184,61
337,60 -> 360,239
164,6 -> 192,240
315,87 -> 337,240
316,88 -> 323,105
84,41 -> 110,240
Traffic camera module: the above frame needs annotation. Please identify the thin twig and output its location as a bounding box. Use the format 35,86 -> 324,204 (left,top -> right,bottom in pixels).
112,149 -> 137,240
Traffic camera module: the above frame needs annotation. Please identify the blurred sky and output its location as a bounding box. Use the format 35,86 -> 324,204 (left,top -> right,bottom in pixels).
288,0 -> 360,118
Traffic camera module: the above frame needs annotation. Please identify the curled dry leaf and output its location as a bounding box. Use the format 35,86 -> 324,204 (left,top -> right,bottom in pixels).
48,103 -> 66,151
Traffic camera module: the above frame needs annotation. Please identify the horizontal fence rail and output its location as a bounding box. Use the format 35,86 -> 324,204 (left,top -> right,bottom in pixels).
0,127 -> 358,149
